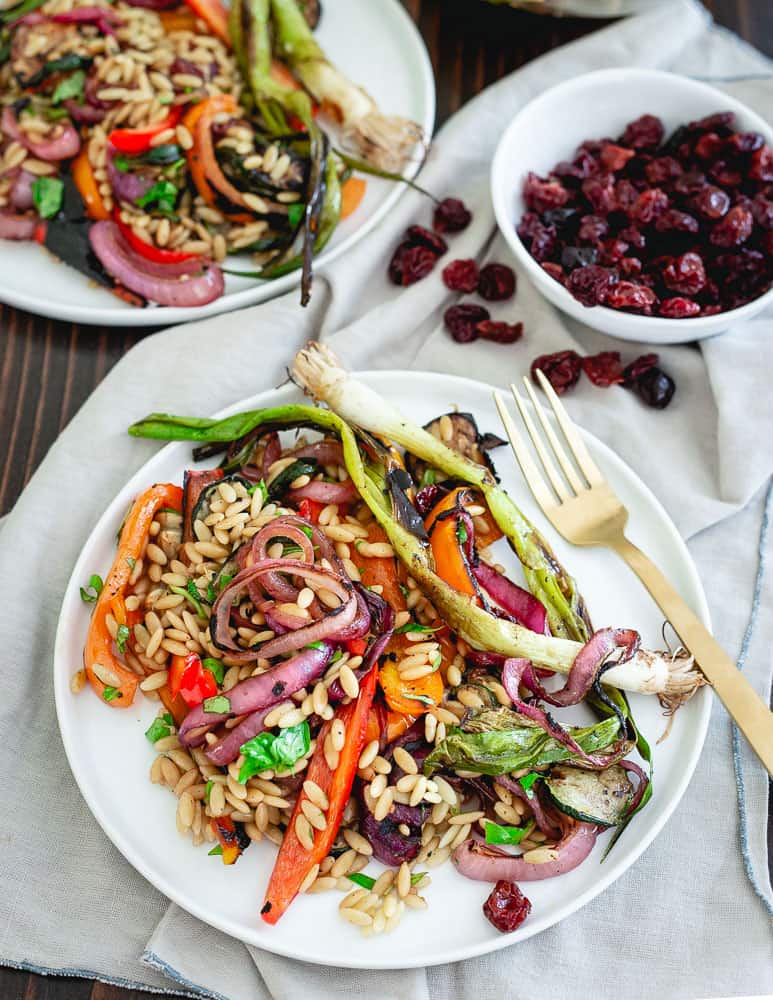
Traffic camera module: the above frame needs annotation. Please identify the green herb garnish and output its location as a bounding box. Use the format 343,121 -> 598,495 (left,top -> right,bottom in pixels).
287,202 -> 305,228
305,641 -> 326,650
238,721 -> 310,783
208,844 -> 223,856
393,622 -> 442,635
79,574 -> 104,604
136,179 -> 178,214
145,712 -> 174,743
420,468 -> 436,487
203,695 -> 231,714
32,176 -> 64,219
202,657 -> 224,684
484,819 -> 534,846
205,779 -> 214,802
346,872 -> 375,889
456,522 -> 468,544
51,69 -> 85,105
102,686 -> 121,702
402,693 -> 436,706
519,772 -> 539,798
126,556 -> 136,570
170,583 -> 206,618
116,624 -> 130,653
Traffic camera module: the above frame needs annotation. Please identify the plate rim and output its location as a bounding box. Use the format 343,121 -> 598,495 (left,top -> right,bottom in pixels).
0,0 -> 435,327
54,369 -> 712,969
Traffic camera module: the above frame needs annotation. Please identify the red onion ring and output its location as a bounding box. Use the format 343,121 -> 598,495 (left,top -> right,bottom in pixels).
286,479 -> 359,505
0,211 -> 37,240
453,821 -> 598,882
9,170 -> 34,211
248,517 -> 315,603
472,562 -> 549,635
204,707 -> 272,765
64,99 -> 106,125
52,6 -> 123,34
89,221 -> 224,306
106,146 -> 154,202
618,759 -> 649,816
2,107 -> 80,161
527,628 -> 640,708
288,440 -> 344,466
178,643 -> 333,748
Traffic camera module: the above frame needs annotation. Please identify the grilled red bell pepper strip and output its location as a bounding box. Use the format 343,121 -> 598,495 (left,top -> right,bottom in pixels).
169,652 -> 218,707
113,209 -> 199,264
297,497 -> 324,525
261,666 -> 378,924
109,107 -> 182,155
183,0 -> 229,43
84,483 -> 183,706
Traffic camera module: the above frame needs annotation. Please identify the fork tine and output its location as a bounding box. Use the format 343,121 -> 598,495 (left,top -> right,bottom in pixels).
509,384 -> 573,502
521,377 -> 586,495
534,369 -> 605,486
493,391 -> 557,511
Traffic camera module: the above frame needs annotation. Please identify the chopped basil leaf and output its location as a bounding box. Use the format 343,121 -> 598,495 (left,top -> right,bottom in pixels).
420,468 -> 436,487
331,649 -> 343,663
402,693 -> 436,706
306,641 -> 326,650
410,872 -> 428,885
456,522 -> 468,544
206,582 -> 217,604
205,780 -> 214,802
170,583 -> 206,618
116,624 -> 130,653
300,525 -> 313,538
202,657 -> 224,684
393,622 -> 442,635
287,202 -> 305,228
145,716 -> 172,743
519,772 -> 540,798
46,107 -> 68,121
126,556 -> 136,570
135,179 -> 178,214
430,652 -> 442,671
238,721 -> 310,783
79,574 -> 104,603
102,686 -> 121,702
32,176 -> 64,219
484,819 -> 533,846
161,712 -> 173,725
346,873 -> 375,889
203,695 -> 231,714
157,93 -> 173,104
208,844 -> 223,856
112,154 -> 131,172
219,573 -> 233,591
51,68 -> 85,105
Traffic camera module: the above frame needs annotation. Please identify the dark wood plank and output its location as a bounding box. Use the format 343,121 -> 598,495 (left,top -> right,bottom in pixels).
0,2 -> 764,998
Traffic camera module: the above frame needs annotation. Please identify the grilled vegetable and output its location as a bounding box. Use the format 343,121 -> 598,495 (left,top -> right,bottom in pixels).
545,764 -> 633,827
406,412 -> 506,487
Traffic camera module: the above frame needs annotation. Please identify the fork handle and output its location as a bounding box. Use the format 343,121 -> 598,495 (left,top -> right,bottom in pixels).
611,536 -> 773,777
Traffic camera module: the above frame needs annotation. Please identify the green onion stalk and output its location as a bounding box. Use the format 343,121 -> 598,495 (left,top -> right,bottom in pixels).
228,0 -> 341,303
128,396 -> 699,700
268,0 -> 425,173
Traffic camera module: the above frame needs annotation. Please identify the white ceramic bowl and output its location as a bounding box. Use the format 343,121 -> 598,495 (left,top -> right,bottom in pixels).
491,68 -> 773,344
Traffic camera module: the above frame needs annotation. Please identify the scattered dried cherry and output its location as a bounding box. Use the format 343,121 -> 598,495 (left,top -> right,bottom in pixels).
541,261 -> 564,281
645,156 -> 683,185
404,225 -> 448,256
662,252 -> 706,295
443,303 -> 490,343
483,880 -> 532,933
600,143 -> 635,172
749,146 -> 773,182
631,366 -> 676,409
582,173 -> 617,213
388,243 -> 438,286
476,320 -> 523,344
727,131 -> 764,154
478,263 -> 516,301
582,351 -> 624,386
621,114 -> 665,150
631,188 -> 669,224
531,350 -> 583,394
687,111 -> 734,134
693,132 -> 724,160
413,483 -> 443,517
691,185 -> 730,220
442,258 -> 479,293
709,205 -> 754,247
659,297 -> 701,318
578,214 -> 608,242
622,353 -> 659,386
433,197 -> 472,233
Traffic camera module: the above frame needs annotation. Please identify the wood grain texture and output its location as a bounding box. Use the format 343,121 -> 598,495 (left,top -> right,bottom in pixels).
0,2 -> 768,998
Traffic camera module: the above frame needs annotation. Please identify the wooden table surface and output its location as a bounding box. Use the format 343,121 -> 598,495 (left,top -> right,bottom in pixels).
1,1 -> 770,998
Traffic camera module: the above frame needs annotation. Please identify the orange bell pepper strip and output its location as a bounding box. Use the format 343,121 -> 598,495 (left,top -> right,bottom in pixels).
182,95 -> 252,223
183,0 -> 229,43
340,177 -> 367,220
424,486 -> 478,601
349,523 -> 406,613
72,148 -> 109,221
261,667 -> 377,924
211,816 -> 248,864
379,658 -> 444,716
159,5 -> 199,32
84,483 -> 183,707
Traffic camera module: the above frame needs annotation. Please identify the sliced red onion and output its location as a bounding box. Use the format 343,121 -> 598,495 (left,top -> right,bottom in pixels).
64,99 -> 106,125
2,107 -> 80,161
249,517 -> 315,603
494,775 -> 561,838
107,147 -> 153,202
52,6 -> 123,34
453,821 -> 598,882
526,628 -> 640,708
84,73 -> 111,111
204,706 -> 271,766
89,220 -> 224,306
327,593 -> 393,701
264,605 -> 308,632
472,562 -> 549,635
289,440 -> 344,466
501,658 -> 633,769
286,479 -> 358,505
619,759 -> 649,816
211,558 -> 356,661
10,170 -> 34,211
178,643 -> 333,748
14,11 -> 46,25
0,211 -> 37,240
261,432 -> 281,479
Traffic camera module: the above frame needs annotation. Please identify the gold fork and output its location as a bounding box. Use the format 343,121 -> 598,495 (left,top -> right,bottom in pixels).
494,370 -> 773,777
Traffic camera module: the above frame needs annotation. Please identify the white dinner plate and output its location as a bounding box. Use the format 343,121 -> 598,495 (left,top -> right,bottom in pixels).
54,371 -> 711,968
0,0 -> 434,326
